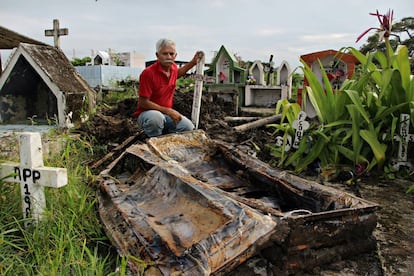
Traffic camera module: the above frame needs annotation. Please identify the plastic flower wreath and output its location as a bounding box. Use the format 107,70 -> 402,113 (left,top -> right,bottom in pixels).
247,75 -> 256,85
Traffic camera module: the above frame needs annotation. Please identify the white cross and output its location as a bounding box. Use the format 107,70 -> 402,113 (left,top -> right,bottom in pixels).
393,113 -> 414,170
0,132 -> 67,227
292,111 -> 310,149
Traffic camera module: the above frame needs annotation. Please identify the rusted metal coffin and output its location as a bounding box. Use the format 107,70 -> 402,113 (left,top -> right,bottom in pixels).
97,130 -> 379,275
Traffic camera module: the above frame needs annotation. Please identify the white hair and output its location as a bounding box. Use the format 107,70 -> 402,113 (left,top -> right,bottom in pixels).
156,38 -> 176,53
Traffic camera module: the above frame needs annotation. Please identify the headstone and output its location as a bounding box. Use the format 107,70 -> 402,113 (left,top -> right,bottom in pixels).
249,60 -> 265,85
44,19 -> 68,48
0,132 -> 67,227
393,113 -> 414,169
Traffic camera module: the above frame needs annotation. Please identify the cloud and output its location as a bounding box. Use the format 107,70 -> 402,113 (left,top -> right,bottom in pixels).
300,33 -> 353,43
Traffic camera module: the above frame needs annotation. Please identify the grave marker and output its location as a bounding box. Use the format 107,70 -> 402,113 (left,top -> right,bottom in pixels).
44,19 -> 68,48
275,135 -> 292,152
393,113 -> 414,169
275,111 -> 310,152
292,111 -> 310,149
0,132 -> 67,227
191,51 -> 205,129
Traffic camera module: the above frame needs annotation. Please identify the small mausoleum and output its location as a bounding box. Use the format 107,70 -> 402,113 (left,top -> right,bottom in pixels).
298,49 -> 359,117
0,43 -> 96,128
204,45 -> 292,113
204,45 -> 246,113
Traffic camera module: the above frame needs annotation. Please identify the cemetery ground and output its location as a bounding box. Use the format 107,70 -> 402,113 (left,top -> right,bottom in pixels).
1,88 -> 413,275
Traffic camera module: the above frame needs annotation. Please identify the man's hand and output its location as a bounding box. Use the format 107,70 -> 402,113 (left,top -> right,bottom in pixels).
190,51 -> 204,66
178,50 -> 204,77
166,109 -> 182,124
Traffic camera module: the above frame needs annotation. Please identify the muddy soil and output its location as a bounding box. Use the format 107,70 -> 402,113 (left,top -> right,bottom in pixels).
78,89 -> 414,275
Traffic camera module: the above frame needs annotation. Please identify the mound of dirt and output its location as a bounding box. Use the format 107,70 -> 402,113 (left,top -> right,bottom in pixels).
78,90 -> 276,163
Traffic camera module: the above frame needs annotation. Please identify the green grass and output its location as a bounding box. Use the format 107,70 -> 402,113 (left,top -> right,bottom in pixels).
0,134 -> 129,275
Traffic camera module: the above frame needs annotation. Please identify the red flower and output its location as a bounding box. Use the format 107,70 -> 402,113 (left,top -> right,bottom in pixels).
356,9 -> 393,43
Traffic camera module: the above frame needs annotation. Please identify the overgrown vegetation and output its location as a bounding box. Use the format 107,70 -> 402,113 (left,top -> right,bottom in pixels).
268,10 -> 414,187
0,135 -> 131,275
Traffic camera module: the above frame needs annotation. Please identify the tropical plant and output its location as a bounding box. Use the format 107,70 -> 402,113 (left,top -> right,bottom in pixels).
268,9 -> 414,178
359,15 -> 414,73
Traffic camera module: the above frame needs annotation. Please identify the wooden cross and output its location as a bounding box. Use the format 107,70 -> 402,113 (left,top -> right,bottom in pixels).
292,111 -> 310,149
191,51 -> 205,129
393,113 -> 414,170
0,132 -> 67,227
44,19 -> 68,48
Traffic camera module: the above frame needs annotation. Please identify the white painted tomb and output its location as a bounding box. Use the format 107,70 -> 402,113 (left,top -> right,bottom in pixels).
245,60 -> 292,107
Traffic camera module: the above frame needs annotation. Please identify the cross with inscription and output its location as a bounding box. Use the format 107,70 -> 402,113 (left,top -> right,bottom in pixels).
44,19 -> 68,48
393,113 -> 414,170
0,132 -> 67,227
292,111 -> 310,149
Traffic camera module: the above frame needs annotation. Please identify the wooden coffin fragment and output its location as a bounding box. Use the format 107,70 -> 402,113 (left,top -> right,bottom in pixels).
97,130 -> 379,274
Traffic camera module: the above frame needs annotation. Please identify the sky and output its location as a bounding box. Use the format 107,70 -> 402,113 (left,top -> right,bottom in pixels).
1,0 -> 413,70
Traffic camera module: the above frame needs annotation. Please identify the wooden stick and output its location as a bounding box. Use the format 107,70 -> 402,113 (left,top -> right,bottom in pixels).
191,51 -> 205,129
89,132 -> 143,170
224,116 -> 261,122
233,114 -> 281,132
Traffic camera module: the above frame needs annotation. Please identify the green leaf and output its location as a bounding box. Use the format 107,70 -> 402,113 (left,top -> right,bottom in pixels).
293,133 -> 329,172
360,129 -> 387,168
394,45 -> 411,92
344,90 -> 372,124
374,51 -> 387,69
346,104 -> 362,164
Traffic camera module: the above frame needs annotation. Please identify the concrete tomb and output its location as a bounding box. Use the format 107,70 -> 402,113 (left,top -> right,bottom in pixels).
299,49 -> 359,118
244,60 -> 292,107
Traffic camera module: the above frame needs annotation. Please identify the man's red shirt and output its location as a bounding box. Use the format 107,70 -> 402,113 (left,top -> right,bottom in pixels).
133,61 -> 178,118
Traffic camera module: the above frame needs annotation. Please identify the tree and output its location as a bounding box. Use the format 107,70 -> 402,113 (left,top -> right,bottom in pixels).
71,57 -> 91,66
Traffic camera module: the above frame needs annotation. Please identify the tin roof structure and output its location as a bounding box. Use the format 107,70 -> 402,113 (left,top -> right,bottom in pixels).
0,25 -> 47,49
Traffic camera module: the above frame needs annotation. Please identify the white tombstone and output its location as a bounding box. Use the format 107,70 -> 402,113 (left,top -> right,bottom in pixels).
249,60 -> 265,85
393,113 -> 414,170
0,132 -> 67,227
